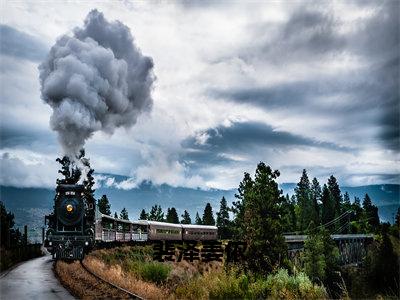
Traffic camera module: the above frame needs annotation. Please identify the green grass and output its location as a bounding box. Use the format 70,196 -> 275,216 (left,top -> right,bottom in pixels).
126,260 -> 171,284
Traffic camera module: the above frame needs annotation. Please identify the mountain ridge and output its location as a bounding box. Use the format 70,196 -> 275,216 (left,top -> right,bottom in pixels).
1,180 -> 398,242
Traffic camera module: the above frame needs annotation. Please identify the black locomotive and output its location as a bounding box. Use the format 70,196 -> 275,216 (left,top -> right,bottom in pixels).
44,183 -> 95,260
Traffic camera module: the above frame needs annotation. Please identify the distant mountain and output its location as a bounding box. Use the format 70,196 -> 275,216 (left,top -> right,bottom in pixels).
94,180 -> 236,221
342,184 -> 399,224
1,179 -> 398,242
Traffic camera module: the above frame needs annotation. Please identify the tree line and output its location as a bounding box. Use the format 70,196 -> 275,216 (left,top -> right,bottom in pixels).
98,195 -> 220,227
97,167 -> 388,241
0,202 -> 26,248
281,169 -> 381,234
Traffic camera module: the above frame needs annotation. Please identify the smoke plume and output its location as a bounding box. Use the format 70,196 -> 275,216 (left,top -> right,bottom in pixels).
39,10 -> 154,156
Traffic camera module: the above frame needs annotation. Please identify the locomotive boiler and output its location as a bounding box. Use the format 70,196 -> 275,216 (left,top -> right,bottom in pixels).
44,183 -> 95,260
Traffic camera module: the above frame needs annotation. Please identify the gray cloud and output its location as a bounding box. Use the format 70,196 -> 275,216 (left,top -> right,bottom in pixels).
212,2 -> 399,151
0,125 -> 56,149
183,121 -> 349,156
39,10 -> 155,156
0,24 -> 48,61
211,79 -> 358,111
0,152 -> 57,188
278,8 -> 346,60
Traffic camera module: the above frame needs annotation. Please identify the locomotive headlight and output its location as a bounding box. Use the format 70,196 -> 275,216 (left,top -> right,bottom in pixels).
85,241 -> 89,246
66,204 -> 73,212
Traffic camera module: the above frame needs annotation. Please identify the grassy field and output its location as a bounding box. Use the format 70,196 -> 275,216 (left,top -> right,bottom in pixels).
61,245 -> 327,299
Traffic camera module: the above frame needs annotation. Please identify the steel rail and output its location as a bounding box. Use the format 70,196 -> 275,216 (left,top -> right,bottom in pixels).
80,260 -> 144,299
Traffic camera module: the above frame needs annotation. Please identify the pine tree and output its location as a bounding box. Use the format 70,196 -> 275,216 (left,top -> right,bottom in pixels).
350,196 -> 365,233
310,177 -> 322,226
303,231 -> 326,282
395,207 -> 400,227
231,172 -> 253,238
195,212 -> 202,225
202,203 -> 215,225
139,209 -> 148,220
1,201 -> 15,247
339,191 -> 352,233
295,169 -> 313,231
319,228 -> 341,297
216,196 -> 231,239
342,192 -> 351,210
114,212 -> 118,219
327,175 -> 342,220
149,205 -> 164,221
181,210 -> 191,224
97,195 -> 111,215
352,196 -> 363,219
231,162 -> 287,275
120,207 -> 129,220
362,194 -> 380,232
321,184 -> 335,225
166,207 -> 179,224
281,194 -> 297,232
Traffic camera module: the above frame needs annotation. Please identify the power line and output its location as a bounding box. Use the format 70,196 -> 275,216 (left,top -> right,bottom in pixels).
284,210 -> 353,235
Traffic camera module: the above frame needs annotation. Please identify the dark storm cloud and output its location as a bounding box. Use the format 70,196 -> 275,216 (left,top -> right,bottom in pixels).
181,148 -> 235,169
211,78 -> 362,111
183,121 -> 348,155
277,8 -> 346,59
212,2 -> 399,151
0,24 -> 48,61
0,125 -> 56,149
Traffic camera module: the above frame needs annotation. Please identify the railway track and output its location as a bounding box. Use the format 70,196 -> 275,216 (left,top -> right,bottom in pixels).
79,261 -> 143,299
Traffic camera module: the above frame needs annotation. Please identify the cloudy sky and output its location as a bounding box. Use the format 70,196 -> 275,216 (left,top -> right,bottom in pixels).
1,0 -> 399,190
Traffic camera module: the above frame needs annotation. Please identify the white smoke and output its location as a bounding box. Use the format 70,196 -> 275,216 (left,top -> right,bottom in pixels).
39,9 -> 154,156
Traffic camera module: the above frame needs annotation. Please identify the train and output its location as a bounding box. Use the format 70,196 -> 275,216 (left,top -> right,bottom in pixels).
44,183 -> 218,260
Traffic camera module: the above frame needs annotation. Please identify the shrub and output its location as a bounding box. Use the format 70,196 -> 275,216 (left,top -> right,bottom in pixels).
208,270 -> 246,299
174,267 -> 247,299
136,261 -> 171,284
265,269 -> 327,299
246,277 -> 269,299
174,274 -> 209,300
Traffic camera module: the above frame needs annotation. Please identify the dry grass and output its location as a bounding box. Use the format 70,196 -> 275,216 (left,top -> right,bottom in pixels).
83,246 -> 224,299
84,256 -> 167,299
58,245 -> 327,300
55,260 -> 132,299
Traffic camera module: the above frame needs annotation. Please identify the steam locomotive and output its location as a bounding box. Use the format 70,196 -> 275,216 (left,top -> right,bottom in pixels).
44,183 -> 218,260
44,184 -> 95,260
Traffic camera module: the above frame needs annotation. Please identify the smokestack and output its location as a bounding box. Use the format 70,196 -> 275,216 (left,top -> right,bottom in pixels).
39,10 -> 155,157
